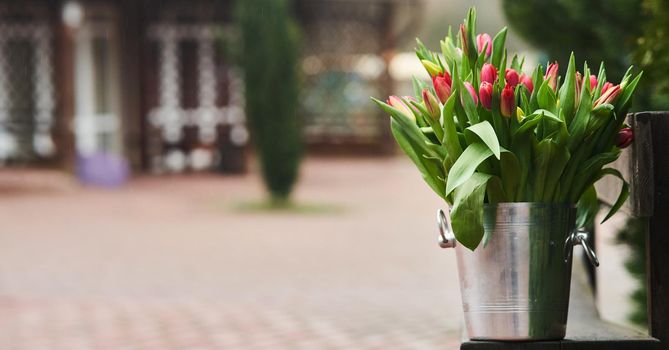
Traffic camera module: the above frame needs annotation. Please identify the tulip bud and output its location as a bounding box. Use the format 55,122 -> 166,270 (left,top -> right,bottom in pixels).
616,127 -> 634,149
455,47 -> 463,60
594,84 -> 621,107
500,85 -> 516,118
505,68 -> 520,87
476,33 -> 492,58
462,81 -> 478,107
405,96 -> 421,116
575,72 -> 583,105
545,62 -> 559,91
480,63 -> 497,84
601,82 -> 613,94
519,73 -> 533,93
459,24 -> 469,54
421,60 -> 442,77
432,72 -> 452,103
387,95 -> 415,120
479,82 -> 493,110
422,89 -> 441,120
589,75 -> 598,91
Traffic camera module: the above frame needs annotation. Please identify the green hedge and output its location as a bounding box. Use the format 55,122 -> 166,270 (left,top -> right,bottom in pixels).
236,0 -> 302,202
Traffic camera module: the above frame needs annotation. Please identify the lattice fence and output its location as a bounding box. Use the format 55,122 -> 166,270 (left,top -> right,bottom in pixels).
0,13 -> 56,164
297,1 -> 391,146
145,22 -> 247,173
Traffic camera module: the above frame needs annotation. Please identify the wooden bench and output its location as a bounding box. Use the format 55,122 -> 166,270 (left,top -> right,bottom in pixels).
461,112 -> 669,350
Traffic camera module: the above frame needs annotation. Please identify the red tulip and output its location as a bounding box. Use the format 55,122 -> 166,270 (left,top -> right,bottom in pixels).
601,82 -> 614,94
422,89 -> 441,120
459,24 -> 469,54
500,85 -> 516,118
476,33 -> 492,58
545,62 -> 559,91
616,127 -> 634,148
519,73 -> 533,93
589,75 -> 598,90
505,68 -> 520,87
387,95 -> 415,120
462,82 -> 478,107
594,84 -> 622,107
432,72 -> 452,104
479,82 -> 493,110
481,63 -> 497,84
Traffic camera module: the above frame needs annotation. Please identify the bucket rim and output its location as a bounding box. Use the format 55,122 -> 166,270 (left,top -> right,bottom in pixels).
483,202 -> 576,210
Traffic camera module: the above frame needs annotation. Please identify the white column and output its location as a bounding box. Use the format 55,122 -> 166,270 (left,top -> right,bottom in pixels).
157,29 -> 182,143
197,28 -> 217,143
74,29 -> 97,156
0,33 -> 14,161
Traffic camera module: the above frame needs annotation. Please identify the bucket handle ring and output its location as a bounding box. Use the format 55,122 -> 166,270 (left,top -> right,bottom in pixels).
437,209 -> 456,248
565,228 -> 600,267
437,209 -> 599,267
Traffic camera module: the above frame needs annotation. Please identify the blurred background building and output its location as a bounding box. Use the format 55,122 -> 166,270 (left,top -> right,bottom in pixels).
0,0 -> 422,184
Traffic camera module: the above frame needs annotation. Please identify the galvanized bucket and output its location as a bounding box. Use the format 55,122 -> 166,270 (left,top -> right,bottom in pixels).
437,202 -> 599,341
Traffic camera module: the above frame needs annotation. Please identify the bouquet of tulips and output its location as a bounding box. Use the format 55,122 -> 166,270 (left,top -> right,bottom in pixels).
372,8 -> 642,250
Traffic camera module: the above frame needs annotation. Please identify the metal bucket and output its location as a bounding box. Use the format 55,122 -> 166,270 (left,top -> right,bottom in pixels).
437,202 -> 598,341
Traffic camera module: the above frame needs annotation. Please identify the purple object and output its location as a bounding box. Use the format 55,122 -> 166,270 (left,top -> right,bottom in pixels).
76,153 -> 130,188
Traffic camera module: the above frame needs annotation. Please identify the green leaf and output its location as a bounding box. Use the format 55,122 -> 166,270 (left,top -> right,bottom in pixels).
415,38 -> 432,61
576,185 -> 598,228
500,151 -> 520,202
566,86 -> 593,152
514,111 -> 542,138
490,83 -> 509,147
532,139 -> 556,201
558,53 -> 576,125
464,7 -> 478,63
543,143 -> 570,201
391,119 -> 446,201
598,168 -> 629,223
617,71 -> 643,115
445,142 -> 494,196
371,98 -> 440,159
441,92 -> 463,162
586,103 -> 615,137
486,174 -> 506,204
441,37 -> 454,62
491,27 -> 507,69
537,79 -> 557,114
412,99 -> 444,142
594,62 -> 607,101
465,121 -> 501,159
450,172 -> 491,250
412,76 -> 428,98
569,150 -> 621,201
510,54 -> 520,71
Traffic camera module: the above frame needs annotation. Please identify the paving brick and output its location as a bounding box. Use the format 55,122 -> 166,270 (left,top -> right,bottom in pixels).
0,158 -> 462,349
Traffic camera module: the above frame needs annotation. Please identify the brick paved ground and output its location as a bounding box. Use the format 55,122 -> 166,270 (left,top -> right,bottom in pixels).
0,158 -> 462,349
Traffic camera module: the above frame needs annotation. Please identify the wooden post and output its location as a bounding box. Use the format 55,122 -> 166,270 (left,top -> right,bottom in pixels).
118,0 -> 145,171
53,0 -> 76,172
633,112 -> 669,348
